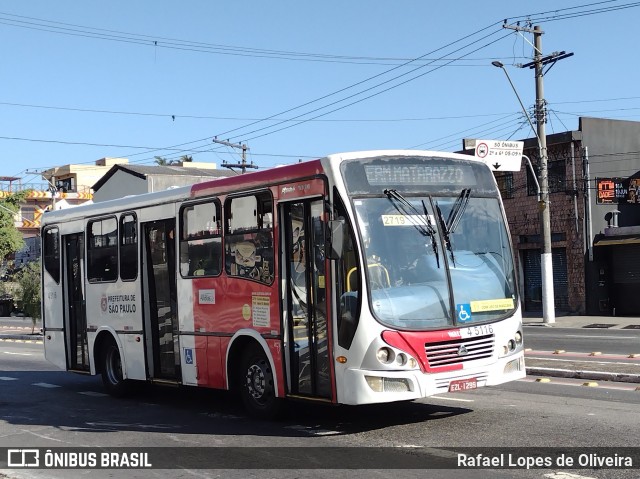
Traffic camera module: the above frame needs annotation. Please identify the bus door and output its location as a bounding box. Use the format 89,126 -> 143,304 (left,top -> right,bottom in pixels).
141,219 -> 180,381
63,233 -> 89,371
281,200 -> 332,399
42,226 -> 66,370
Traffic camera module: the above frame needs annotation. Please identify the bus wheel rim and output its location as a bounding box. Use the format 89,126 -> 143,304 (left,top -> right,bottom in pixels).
246,362 -> 267,400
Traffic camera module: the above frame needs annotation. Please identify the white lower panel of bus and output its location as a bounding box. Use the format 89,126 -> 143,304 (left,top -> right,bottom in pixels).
339,353 -> 525,405
44,330 -> 67,371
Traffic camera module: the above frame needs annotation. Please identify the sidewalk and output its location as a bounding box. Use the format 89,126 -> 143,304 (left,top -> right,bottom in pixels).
523,313 -> 640,384
522,313 -> 640,329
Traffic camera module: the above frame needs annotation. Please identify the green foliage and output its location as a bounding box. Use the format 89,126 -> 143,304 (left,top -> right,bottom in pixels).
155,155 -> 193,165
15,261 -> 41,330
0,191 -> 31,261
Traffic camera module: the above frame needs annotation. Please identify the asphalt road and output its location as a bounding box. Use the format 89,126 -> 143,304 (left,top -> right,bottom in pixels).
1,340 -> 640,479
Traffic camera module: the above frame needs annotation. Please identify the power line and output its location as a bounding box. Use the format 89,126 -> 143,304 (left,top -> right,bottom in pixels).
210,2 -> 640,144
0,11 -> 520,66
408,113 -> 521,149
0,100 -> 524,122
213,22 -> 504,140
228,30 -> 512,143
5,2 -> 637,168
512,0 -> 640,23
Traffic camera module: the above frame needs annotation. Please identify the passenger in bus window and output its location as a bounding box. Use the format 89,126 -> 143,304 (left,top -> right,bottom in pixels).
231,239 -> 261,279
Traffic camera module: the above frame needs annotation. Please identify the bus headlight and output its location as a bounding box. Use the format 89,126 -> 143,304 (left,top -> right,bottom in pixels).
395,353 -> 407,366
515,331 -> 523,345
376,347 -> 395,364
501,331 -> 524,357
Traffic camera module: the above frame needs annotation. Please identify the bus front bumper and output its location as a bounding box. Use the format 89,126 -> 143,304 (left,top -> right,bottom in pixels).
339,353 -> 526,405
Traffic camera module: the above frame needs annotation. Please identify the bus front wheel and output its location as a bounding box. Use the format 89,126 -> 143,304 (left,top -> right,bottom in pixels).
240,345 -> 282,419
101,339 -> 129,397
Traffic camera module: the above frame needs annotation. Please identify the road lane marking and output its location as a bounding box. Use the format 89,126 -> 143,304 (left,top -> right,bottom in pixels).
85,422 -> 175,430
544,473 -> 597,479
429,396 -> 474,402
556,334 -> 635,339
285,425 -> 341,436
526,356 -> 640,366
32,382 -> 61,388
3,351 -> 32,356
0,376 -> 18,381
519,377 -> 639,391
78,391 -> 108,397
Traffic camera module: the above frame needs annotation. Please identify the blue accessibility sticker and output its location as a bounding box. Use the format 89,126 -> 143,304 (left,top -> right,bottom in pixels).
456,303 -> 472,322
184,348 -> 194,364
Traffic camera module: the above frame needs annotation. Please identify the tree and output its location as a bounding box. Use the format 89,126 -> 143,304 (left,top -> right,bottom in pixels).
15,260 -> 41,333
0,191 -> 29,263
155,155 -> 193,165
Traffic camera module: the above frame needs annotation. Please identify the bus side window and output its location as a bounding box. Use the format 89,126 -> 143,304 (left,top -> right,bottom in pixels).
119,213 -> 138,281
43,226 -> 60,284
87,217 -> 118,283
179,200 -> 222,277
224,192 -> 274,285
334,193 -> 360,349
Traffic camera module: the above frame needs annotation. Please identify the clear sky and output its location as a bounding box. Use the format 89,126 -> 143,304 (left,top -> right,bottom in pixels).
1,1 -> 639,185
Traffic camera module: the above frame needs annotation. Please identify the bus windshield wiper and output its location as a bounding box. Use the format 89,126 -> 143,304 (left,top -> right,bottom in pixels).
435,188 -> 471,266
384,189 -> 439,268
447,188 -> 471,234
434,202 -> 454,266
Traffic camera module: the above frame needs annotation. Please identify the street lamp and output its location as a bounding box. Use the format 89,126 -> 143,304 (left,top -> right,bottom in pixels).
491,61 -> 542,149
492,60 -> 555,324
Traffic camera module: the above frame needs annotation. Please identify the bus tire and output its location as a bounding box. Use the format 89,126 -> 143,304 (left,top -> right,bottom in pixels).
101,339 -> 129,397
240,345 -> 282,419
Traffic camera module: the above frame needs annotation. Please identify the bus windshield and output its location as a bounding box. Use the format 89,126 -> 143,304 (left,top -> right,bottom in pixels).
353,194 -> 517,330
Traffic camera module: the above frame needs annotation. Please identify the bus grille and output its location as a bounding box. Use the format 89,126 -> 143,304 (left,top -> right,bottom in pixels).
424,334 -> 494,367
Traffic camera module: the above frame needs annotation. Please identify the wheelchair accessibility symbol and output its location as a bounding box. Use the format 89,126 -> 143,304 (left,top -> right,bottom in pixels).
184,348 -> 194,365
457,303 -> 472,322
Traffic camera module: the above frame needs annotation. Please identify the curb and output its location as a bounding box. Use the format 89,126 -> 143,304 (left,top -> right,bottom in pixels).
0,334 -> 43,342
526,366 -> 640,384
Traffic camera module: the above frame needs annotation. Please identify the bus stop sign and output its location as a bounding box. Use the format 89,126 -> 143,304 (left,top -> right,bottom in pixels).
473,139 -> 523,172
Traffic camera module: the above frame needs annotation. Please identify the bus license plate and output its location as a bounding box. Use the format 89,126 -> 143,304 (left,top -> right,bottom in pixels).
449,378 -> 477,392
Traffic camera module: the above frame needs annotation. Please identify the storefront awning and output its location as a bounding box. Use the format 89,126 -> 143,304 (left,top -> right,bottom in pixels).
594,236 -> 640,246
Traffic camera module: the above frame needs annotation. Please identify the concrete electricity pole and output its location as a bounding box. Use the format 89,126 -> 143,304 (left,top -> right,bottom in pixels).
213,138 -> 258,174
500,23 -> 572,324
532,25 -> 555,324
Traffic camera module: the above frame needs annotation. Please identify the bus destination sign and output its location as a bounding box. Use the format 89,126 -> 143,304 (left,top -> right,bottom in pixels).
364,164 -> 473,186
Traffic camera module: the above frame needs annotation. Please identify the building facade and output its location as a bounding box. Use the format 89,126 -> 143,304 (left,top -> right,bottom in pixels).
92,161 -> 237,202
469,117 -> 640,316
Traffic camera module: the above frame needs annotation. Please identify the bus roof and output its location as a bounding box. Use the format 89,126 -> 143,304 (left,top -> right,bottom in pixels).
40,150 -> 483,226
324,149 -> 481,163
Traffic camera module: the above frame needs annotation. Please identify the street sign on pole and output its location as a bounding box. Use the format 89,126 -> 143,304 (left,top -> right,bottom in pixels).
472,139 -> 524,171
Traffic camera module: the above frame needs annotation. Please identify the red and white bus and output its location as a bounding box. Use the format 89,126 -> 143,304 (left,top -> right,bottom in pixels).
41,150 -> 525,418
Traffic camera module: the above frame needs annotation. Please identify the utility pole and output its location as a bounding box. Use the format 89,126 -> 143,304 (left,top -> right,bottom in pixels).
212,137 -> 258,174
532,25 -> 555,324
501,23 -> 572,324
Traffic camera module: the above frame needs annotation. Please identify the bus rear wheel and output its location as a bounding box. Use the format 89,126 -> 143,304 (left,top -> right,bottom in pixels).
101,339 -> 129,397
240,345 -> 282,419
